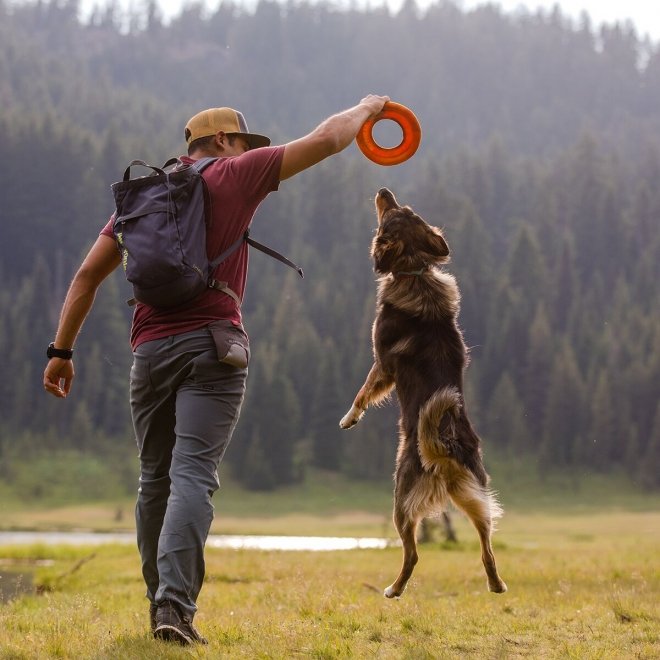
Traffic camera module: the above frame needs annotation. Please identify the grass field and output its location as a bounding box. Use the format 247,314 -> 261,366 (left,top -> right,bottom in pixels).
1,472 -> 658,659
1,464 -> 657,535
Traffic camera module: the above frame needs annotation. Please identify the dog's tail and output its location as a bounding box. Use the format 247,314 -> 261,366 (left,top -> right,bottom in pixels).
417,386 -> 462,471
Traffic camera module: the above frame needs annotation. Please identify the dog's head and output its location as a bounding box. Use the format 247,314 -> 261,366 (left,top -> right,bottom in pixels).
371,188 -> 450,275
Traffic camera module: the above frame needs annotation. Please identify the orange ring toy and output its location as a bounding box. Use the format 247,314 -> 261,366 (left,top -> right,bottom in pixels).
356,101 -> 422,166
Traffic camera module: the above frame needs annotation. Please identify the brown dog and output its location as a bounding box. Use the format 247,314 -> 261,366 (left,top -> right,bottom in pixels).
340,188 -> 507,598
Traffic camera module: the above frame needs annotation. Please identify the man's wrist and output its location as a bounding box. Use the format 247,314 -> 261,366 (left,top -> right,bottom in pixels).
47,343 -> 74,360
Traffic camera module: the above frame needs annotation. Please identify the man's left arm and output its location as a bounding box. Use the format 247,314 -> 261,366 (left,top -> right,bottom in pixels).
44,234 -> 121,398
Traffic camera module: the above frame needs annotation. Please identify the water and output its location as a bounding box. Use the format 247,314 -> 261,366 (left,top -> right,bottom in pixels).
0,532 -> 392,603
0,531 -> 392,552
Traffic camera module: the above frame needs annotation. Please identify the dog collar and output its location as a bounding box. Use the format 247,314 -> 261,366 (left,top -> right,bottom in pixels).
393,265 -> 428,278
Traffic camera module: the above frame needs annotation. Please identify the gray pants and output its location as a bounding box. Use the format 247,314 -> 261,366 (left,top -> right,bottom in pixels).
130,328 -> 247,620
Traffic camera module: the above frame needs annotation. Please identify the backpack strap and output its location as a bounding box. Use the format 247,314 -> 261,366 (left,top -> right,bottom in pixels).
192,156 -> 219,173
245,231 -> 304,278
122,160 -> 166,181
209,233 -> 247,270
160,156 -> 218,173
208,228 -> 304,278
187,155 -> 305,304
189,155 -> 303,277
206,229 -> 303,307
208,280 -> 242,305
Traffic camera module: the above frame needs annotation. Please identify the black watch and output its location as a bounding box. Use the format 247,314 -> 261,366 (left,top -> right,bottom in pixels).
47,342 -> 74,360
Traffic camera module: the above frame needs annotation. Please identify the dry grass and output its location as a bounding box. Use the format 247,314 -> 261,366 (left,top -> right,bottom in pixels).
0,509 -> 658,659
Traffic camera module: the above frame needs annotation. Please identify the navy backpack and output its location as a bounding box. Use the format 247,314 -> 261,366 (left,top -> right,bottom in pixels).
111,157 -> 302,309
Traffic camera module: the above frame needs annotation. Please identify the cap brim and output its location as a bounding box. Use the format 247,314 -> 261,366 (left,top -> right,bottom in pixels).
233,132 -> 271,149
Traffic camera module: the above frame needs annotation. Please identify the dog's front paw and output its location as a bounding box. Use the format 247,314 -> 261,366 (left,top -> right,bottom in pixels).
339,406 -> 364,429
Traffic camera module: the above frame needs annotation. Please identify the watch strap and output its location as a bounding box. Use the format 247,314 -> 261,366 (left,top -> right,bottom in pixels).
47,342 -> 73,360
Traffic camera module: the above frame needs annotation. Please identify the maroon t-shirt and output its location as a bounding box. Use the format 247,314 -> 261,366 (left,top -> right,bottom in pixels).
101,145 -> 285,350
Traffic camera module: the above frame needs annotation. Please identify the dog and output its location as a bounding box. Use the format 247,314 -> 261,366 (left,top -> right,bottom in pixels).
339,188 -> 507,598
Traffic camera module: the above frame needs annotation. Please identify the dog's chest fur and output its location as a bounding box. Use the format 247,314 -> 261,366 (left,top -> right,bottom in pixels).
372,268 -> 468,405
378,268 -> 460,319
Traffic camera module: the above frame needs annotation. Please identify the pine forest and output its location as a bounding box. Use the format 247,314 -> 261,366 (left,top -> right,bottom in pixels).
0,0 -> 659,498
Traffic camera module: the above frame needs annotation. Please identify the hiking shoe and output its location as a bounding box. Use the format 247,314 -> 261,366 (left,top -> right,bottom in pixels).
149,603 -> 158,633
154,600 -> 208,645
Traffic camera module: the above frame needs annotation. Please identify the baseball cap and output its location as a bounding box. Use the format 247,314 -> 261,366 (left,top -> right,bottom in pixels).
184,107 -> 271,149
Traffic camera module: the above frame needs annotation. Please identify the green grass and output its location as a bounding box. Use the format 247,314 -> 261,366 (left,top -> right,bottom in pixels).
1,508 -> 659,658
0,470 -> 396,537
2,463 -> 659,536
1,466 -> 659,656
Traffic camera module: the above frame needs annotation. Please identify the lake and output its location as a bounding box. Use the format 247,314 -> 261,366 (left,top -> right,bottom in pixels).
0,531 -> 393,552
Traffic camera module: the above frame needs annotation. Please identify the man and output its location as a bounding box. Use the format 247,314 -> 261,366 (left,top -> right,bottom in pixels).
43,94 -> 389,645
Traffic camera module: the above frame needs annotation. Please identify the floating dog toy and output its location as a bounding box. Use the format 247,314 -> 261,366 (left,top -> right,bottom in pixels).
356,102 -> 422,166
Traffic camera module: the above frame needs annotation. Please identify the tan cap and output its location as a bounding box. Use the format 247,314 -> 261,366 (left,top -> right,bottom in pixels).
184,107 -> 271,149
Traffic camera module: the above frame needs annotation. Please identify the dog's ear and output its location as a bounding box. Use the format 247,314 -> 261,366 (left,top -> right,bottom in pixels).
421,225 -> 450,263
372,235 -> 403,274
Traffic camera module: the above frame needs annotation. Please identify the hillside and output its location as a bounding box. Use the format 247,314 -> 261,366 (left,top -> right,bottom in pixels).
0,0 -> 658,494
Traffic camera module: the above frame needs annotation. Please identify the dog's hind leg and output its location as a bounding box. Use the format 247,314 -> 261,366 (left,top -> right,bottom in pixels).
448,476 -> 507,594
383,460 -> 430,598
384,497 -> 420,599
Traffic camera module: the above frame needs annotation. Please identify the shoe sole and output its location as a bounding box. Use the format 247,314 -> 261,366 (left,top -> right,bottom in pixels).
154,624 -> 194,645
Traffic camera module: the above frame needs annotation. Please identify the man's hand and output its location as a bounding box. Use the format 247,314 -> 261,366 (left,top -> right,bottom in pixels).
44,358 -> 74,398
359,94 -> 390,117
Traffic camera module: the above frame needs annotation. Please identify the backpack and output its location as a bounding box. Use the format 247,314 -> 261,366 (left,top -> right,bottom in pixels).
111,157 -> 303,309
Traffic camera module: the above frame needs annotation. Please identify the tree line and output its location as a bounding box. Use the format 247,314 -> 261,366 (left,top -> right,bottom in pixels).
0,0 -> 658,495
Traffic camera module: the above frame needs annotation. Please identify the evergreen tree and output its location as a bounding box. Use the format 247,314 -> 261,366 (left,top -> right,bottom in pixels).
586,370 -> 616,470
1,0 -> 659,490
639,402 -> 660,490
242,427 -> 277,491
522,304 -> 554,436
310,342 -> 345,470
539,342 -> 586,471
485,371 -> 530,453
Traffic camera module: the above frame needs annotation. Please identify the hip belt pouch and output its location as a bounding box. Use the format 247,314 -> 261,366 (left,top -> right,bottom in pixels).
208,320 -> 250,369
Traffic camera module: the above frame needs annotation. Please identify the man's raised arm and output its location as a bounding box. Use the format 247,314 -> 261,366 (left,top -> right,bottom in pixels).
279,94 -> 389,181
